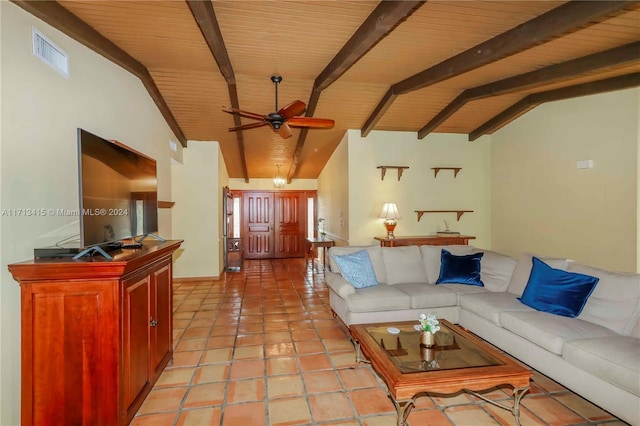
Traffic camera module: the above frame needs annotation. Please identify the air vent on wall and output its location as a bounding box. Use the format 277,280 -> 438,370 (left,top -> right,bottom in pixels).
32,27 -> 69,78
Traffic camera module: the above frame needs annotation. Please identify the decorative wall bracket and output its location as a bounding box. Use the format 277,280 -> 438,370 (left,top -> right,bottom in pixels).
415,210 -> 473,222
431,167 -> 462,178
377,166 -> 409,181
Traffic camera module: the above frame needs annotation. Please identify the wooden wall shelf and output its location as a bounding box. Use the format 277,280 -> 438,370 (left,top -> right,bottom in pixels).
377,166 -> 409,181
415,210 -> 474,221
432,167 -> 462,178
158,201 -> 175,209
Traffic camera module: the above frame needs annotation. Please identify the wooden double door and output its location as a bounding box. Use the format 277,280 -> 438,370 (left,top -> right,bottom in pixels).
242,190 -> 314,259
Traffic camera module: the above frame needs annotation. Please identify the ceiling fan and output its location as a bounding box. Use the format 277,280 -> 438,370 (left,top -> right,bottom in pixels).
222,75 -> 335,139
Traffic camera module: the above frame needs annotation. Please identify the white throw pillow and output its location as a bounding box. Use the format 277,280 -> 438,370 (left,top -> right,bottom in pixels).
570,263 -> 640,335
507,253 -> 572,297
420,245 -> 475,284
382,245 -> 428,285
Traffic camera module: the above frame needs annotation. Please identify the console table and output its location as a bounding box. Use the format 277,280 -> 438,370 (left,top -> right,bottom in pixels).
8,240 -> 183,426
306,237 -> 335,270
375,235 -> 475,247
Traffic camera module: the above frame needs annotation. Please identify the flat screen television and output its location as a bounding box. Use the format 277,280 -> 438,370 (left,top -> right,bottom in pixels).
77,128 -> 158,249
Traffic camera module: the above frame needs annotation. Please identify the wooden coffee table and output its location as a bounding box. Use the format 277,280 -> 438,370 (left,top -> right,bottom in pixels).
349,320 -> 531,426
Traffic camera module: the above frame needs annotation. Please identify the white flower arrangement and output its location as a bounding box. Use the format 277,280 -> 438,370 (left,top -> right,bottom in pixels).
418,313 -> 440,333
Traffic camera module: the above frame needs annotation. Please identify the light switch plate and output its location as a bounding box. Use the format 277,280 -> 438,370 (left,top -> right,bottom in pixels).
577,160 -> 594,169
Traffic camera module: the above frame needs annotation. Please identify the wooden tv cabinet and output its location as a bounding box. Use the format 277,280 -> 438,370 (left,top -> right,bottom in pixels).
8,240 -> 183,426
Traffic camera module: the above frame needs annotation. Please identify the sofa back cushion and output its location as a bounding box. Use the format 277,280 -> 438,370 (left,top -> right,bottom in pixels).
329,245 -> 386,283
381,245 -> 428,285
471,249 -> 518,292
420,245 -> 475,284
507,254 -> 572,297
569,263 -> 640,335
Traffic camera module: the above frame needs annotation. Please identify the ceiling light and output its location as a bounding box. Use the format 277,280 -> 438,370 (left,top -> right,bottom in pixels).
274,165 -> 286,189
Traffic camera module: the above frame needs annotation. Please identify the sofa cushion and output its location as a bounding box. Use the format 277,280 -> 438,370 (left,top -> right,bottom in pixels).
569,263 -> 640,336
499,311 -> 618,355
507,254 -> 572,297
518,257 -> 599,318
472,249 -> 518,292
460,292 -> 535,326
562,337 -> 640,395
436,250 -> 484,286
345,284 -> 411,313
332,249 -> 378,289
382,245 -> 428,285
437,283 -> 488,303
631,317 -> 640,339
392,283 -> 458,309
329,245 -> 386,283
421,245 -> 475,284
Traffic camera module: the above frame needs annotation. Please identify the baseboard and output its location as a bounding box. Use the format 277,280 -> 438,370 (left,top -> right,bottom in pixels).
173,276 -> 220,283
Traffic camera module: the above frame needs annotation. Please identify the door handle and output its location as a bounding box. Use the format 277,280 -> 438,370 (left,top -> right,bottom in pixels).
150,319 -> 158,327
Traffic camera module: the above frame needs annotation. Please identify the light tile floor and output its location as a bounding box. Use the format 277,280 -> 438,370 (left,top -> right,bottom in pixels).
133,258 -> 627,426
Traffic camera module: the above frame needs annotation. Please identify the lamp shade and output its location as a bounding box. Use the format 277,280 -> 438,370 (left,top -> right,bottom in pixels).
378,203 -> 400,220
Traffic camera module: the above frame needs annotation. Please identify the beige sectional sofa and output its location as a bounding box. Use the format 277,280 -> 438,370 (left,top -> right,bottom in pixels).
325,244 -> 640,425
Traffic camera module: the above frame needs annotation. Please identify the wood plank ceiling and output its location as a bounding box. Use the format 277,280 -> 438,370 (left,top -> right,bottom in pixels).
14,0 -> 640,182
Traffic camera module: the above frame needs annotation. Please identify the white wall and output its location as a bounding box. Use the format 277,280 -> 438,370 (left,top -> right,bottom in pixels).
317,131 -> 350,244
0,4 -> 178,424
491,88 -> 639,272
317,130 -> 492,247
172,141 -> 227,278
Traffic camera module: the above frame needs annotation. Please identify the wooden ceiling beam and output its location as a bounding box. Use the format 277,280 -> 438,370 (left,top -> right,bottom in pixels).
186,0 -> 235,85
11,0 -> 188,147
314,0 -> 426,92
418,41 -> 640,138
361,0 -> 639,137
187,0 -> 248,182
468,72 -> 640,141
287,0 -> 425,181
287,89 -> 320,183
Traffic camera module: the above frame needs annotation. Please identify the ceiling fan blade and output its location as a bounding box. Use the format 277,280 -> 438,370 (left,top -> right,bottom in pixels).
287,117 -> 335,129
278,100 -> 306,119
228,121 -> 269,132
222,106 -> 266,121
277,123 -> 292,139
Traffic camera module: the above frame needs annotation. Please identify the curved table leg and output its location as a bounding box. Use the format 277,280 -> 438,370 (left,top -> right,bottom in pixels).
391,394 -> 416,426
468,386 -> 530,426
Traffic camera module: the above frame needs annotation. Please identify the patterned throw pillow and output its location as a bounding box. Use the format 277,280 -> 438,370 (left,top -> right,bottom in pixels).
332,250 -> 379,289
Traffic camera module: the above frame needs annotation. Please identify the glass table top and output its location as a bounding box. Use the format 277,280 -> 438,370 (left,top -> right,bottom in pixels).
363,322 -> 504,373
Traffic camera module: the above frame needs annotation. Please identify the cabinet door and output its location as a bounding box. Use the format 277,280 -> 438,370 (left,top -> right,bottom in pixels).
21,280 -> 119,426
150,260 -> 173,378
122,275 -> 151,413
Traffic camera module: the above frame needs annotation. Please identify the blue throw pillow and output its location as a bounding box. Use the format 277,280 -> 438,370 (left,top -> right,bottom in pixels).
518,257 -> 599,317
436,249 -> 484,286
332,250 -> 378,289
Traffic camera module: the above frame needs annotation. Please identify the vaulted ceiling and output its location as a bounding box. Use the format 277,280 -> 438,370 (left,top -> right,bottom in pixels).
14,1 -> 640,182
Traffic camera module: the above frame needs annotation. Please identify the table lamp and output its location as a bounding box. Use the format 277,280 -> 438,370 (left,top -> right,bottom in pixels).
378,202 -> 400,239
